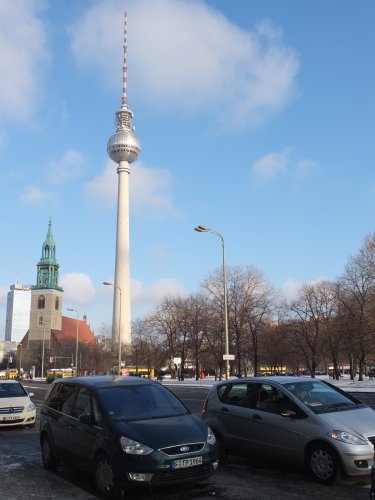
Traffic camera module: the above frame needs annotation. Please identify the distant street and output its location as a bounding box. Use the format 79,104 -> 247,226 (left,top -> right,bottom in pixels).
0,380 -> 373,499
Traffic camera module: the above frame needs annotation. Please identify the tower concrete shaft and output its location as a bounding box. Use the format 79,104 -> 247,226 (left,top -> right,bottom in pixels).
107,12 -> 141,348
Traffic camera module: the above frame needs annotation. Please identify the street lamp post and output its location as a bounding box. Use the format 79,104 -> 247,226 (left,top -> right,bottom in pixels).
18,343 -> 23,375
103,281 -> 122,374
67,308 -> 79,376
194,224 -> 230,379
41,323 -> 46,381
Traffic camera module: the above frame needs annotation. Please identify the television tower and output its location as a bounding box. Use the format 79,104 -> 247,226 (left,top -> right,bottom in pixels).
107,12 -> 141,348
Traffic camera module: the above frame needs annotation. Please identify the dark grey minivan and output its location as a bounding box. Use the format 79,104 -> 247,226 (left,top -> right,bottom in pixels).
40,375 -> 218,498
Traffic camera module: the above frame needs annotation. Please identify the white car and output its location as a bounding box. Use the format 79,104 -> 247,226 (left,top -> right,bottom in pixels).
0,379 -> 36,428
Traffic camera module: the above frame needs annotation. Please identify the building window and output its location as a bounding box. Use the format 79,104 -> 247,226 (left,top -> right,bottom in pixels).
38,295 -> 45,309
39,316 -> 43,326
55,297 -> 59,310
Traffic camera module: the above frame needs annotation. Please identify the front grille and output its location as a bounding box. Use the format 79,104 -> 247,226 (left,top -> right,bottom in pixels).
152,464 -> 213,483
0,418 -> 24,425
160,443 -> 204,456
0,406 -> 24,414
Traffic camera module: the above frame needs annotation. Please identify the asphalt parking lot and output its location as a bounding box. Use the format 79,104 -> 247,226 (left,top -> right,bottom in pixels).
0,426 -> 372,500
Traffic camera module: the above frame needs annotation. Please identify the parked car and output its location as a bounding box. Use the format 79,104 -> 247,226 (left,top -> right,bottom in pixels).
40,375 -> 218,498
202,376 -> 375,484
0,379 -> 36,428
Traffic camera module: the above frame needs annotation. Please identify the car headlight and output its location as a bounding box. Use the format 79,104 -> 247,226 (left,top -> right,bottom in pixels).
207,427 -> 216,446
328,430 -> 368,445
26,402 -> 36,412
120,436 -> 153,455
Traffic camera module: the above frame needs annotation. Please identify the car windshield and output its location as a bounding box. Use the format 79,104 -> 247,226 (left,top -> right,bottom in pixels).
98,383 -> 189,421
283,380 -> 363,414
0,382 -> 27,398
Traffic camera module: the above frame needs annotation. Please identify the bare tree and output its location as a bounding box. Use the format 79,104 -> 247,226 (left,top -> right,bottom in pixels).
201,265 -> 274,377
339,233 -> 375,380
288,280 -> 336,377
149,295 -> 183,377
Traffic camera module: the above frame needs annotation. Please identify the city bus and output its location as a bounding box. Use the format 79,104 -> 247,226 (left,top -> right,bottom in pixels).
112,366 -> 155,378
5,369 -> 18,379
46,368 -> 75,383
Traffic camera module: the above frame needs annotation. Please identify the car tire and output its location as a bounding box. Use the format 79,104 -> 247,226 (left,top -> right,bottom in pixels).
215,432 -> 229,465
307,442 -> 341,484
94,453 -> 121,498
41,434 -> 59,470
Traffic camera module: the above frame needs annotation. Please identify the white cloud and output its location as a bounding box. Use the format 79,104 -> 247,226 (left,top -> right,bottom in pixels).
85,161 -> 177,217
251,148 -> 320,184
279,278 -> 302,302
0,286 -> 9,306
69,0 -> 299,126
295,159 -> 320,177
280,276 -> 328,302
132,277 -> 185,309
85,162 -> 115,208
100,277 -> 185,319
46,150 -> 85,184
61,273 -> 97,305
19,186 -> 55,206
0,0 -> 49,133
251,148 -> 291,183
131,165 -> 176,217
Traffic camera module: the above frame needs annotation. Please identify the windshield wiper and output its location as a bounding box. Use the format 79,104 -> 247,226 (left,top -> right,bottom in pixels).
324,402 -> 357,411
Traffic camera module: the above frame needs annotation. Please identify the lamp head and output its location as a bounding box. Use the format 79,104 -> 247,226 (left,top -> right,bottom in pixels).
103,281 -> 114,286
194,225 -> 209,233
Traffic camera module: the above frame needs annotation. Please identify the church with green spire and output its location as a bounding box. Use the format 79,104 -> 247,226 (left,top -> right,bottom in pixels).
18,219 -> 96,377
35,217 -> 63,291
29,218 -> 63,341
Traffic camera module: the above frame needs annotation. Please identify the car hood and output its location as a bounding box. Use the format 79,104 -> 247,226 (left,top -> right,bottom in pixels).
319,406 -> 375,438
112,413 -> 208,448
0,396 -> 31,408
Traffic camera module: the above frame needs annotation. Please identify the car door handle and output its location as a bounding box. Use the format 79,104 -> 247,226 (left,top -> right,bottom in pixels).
252,413 -> 262,420
220,407 -> 229,412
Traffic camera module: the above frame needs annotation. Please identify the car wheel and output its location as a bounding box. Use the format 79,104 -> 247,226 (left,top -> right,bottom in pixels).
215,432 -> 228,465
94,453 -> 120,498
307,442 -> 341,484
41,434 -> 59,470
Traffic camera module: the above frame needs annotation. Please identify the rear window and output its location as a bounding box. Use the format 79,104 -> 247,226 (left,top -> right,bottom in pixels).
44,382 -> 78,413
98,383 -> 189,421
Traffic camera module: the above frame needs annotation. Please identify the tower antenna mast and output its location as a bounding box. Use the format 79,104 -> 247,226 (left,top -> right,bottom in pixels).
122,12 -> 128,108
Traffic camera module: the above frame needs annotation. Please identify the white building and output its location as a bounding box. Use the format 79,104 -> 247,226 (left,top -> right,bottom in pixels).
5,283 -> 31,343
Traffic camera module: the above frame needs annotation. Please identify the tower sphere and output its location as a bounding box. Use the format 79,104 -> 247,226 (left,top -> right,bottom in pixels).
107,129 -> 141,164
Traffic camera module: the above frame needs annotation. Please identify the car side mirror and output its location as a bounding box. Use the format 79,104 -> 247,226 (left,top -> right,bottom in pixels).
78,413 -> 92,425
280,408 -> 307,419
280,409 -> 296,418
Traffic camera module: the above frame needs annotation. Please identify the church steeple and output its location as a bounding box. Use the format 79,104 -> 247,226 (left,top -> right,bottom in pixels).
35,218 -> 63,291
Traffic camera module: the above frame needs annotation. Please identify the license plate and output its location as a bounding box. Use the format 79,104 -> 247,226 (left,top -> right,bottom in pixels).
172,456 -> 202,469
2,415 -> 19,421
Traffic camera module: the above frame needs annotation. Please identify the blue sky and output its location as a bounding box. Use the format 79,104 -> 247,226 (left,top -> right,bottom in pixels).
0,0 -> 374,339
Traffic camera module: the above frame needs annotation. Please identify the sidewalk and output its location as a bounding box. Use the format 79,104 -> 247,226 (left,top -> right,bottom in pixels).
320,374 -> 375,392
162,374 -> 375,392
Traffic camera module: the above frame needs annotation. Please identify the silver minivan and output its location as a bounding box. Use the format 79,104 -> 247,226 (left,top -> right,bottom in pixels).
202,376 -> 375,484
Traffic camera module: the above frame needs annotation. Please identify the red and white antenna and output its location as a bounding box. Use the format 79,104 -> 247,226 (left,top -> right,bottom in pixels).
122,12 -> 128,107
